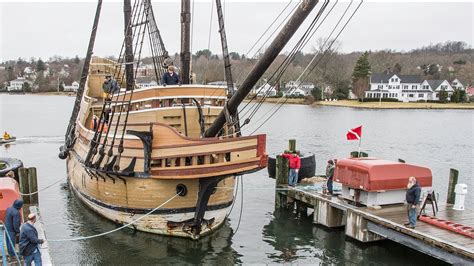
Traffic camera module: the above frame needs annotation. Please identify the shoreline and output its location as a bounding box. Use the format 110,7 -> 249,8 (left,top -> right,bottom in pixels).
0,91 -> 76,96
313,100 -> 474,110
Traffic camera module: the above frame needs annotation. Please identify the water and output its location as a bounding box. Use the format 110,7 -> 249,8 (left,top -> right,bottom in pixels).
1,94 -> 472,264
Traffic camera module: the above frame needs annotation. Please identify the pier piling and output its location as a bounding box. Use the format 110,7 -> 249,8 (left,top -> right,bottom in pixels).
28,167 -> 39,204
447,168 -> 459,204
18,167 -> 31,204
275,155 -> 289,209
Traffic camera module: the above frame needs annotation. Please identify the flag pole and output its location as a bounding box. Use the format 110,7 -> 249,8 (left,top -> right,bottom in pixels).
358,136 -> 362,157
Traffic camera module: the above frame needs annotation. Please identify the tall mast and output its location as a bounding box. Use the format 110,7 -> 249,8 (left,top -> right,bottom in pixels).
215,0 -> 234,96
180,0 -> 191,84
205,0 -> 319,137
124,0 -> 134,90
61,0 -> 103,156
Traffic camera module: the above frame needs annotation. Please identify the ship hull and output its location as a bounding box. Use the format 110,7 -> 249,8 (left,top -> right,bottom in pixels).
67,151 -> 236,239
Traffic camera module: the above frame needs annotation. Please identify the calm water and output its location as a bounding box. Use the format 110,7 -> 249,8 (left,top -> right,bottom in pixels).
1,94 -> 472,264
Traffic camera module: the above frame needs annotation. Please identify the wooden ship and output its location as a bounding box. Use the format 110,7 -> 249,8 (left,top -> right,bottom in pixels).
59,0 -> 319,239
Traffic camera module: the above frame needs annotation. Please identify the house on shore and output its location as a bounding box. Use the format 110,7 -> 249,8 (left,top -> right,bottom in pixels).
63,81 -> 80,92
285,80 -> 314,96
256,83 -> 277,97
7,77 -> 32,92
365,73 -> 460,102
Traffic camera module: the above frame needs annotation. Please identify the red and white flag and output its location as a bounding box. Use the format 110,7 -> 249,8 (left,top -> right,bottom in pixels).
346,126 -> 362,140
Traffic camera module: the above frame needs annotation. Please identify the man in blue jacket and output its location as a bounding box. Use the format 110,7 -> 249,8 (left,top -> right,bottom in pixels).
161,66 -> 180,86
4,199 -> 23,259
405,176 -> 421,229
19,213 -> 44,266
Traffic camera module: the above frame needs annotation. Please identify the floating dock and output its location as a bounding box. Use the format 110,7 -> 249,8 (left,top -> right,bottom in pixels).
277,184 -> 473,264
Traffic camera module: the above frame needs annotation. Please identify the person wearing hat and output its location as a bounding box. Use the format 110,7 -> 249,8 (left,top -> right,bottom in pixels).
325,159 -> 336,195
161,65 -> 180,86
4,199 -> 23,260
19,213 -> 44,266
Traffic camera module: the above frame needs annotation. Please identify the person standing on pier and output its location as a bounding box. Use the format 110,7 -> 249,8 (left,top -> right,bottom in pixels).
325,160 -> 335,195
4,199 -> 23,260
161,66 -> 180,86
282,153 -> 301,187
19,213 -> 44,266
405,176 -> 421,229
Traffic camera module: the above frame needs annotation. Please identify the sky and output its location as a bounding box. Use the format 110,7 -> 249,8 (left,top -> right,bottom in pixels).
0,0 -> 472,62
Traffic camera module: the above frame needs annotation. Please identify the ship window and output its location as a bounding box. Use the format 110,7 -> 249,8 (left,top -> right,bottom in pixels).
175,158 -> 181,167
151,159 -> 162,168
197,155 -> 205,165
165,158 -> 171,167
225,152 -> 231,162
185,156 -> 193,166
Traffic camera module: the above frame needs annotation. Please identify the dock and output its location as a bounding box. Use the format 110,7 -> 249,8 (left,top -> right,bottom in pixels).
278,184 -> 473,264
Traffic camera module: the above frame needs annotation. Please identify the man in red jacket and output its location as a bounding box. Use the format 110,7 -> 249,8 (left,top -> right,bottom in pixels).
282,153 -> 301,187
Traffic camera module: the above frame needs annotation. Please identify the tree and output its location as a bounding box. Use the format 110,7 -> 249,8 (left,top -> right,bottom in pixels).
6,66 -> 15,81
351,51 -> 371,99
22,82 -> 31,93
229,52 -> 240,60
74,55 -> 80,64
195,49 -> 212,59
36,58 -> 46,72
420,63 -> 440,79
438,90 -> 448,103
311,87 -> 322,101
393,63 -> 402,74
450,89 -> 466,103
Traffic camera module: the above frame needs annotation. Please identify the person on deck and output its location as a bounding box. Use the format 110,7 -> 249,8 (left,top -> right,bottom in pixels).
4,199 -> 23,260
405,176 -> 421,229
161,66 -> 180,86
3,131 -> 11,140
325,159 -> 335,195
282,153 -> 301,187
19,213 -> 44,266
102,75 -> 119,98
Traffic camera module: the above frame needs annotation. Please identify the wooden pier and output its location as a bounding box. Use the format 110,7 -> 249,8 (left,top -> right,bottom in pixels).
277,184 -> 474,264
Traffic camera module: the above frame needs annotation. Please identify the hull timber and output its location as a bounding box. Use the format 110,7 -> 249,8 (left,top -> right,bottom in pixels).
65,57 -> 267,239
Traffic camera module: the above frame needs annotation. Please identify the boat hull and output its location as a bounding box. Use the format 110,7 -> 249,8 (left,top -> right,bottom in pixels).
66,152 -> 236,239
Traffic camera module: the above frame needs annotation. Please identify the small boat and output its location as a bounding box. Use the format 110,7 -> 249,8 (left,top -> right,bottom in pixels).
0,137 -> 16,145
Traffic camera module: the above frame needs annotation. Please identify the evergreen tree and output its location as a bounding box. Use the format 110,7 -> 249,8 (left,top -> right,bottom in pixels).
351,51 -> 371,99
74,55 -> 80,64
438,90 -> 448,103
22,82 -> 31,93
36,58 -> 46,72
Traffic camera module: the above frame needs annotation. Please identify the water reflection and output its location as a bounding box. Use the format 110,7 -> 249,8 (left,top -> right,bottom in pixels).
55,184 -> 241,264
262,208 -> 448,265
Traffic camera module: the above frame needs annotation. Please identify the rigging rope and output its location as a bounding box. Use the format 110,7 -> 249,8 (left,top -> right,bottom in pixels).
19,179 -> 63,196
238,1 -> 330,122
49,193 -> 180,242
203,0 -> 215,84
249,0 -> 364,135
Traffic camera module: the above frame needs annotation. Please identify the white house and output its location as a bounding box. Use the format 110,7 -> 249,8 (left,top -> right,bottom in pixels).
63,81 -> 80,92
285,80 -> 314,95
450,79 -> 465,91
256,83 -> 277,97
7,77 -> 31,92
136,76 -> 158,88
365,73 -> 456,102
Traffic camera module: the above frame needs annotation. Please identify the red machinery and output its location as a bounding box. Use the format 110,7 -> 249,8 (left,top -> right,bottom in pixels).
0,177 -> 22,222
334,158 -> 432,206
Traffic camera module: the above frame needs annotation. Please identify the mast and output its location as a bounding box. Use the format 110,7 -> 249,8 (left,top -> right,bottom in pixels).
60,0 -> 103,157
124,0 -> 134,90
215,0 -> 234,95
205,0 -> 319,137
180,0 -> 191,84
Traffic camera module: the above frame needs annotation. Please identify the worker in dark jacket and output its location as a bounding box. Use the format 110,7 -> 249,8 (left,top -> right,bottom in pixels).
325,159 -> 335,195
281,153 -> 301,187
161,66 -> 180,86
405,176 -> 421,229
19,213 -> 44,266
4,199 -> 23,258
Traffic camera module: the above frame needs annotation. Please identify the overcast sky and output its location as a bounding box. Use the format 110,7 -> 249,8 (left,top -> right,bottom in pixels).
0,0 -> 472,62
